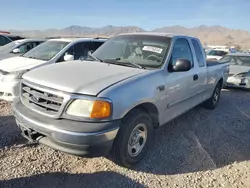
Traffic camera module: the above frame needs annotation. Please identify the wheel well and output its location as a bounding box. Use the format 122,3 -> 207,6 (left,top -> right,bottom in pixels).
218,78 -> 223,88
126,103 -> 160,129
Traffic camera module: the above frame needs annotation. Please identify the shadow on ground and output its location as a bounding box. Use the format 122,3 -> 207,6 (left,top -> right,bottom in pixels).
0,171 -> 145,188
1,90 -> 250,176
134,89 -> 250,175
0,115 -> 27,149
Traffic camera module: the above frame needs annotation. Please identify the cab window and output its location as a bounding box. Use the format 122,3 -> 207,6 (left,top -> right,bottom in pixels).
169,38 -> 193,69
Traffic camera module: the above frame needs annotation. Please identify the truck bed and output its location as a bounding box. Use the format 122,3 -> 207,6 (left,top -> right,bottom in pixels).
207,60 -> 227,67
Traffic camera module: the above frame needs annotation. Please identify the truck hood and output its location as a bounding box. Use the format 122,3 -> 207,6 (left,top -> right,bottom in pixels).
229,64 -> 250,75
23,60 -> 148,96
0,56 -> 46,72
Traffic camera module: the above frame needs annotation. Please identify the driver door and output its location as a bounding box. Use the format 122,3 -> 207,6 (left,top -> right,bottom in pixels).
162,37 -> 198,123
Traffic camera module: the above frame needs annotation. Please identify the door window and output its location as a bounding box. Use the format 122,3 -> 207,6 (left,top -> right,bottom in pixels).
17,42 -> 43,53
56,42 -> 92,62
169,38 -> 193,69
74,42 -> 91,60
91,41 -> 104,51
0,36 -> 11,46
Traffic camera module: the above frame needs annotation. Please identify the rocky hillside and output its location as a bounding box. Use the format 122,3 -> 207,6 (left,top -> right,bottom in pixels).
9,25 -> 250,49
153,25 -> 250,49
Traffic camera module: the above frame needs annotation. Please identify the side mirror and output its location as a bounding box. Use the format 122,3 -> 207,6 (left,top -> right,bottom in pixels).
12,48 -> 21,53
63,54 -> 74,61
87,50 -> 94,56
172,59 -> 192,72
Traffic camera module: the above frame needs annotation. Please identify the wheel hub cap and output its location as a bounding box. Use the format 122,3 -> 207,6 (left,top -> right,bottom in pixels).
213,88 -> 219,103
127,123 -> 147,157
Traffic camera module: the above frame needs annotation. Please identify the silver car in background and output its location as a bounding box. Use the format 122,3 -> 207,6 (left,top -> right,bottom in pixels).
220,53 -> 250,89
0,39 -> 46,60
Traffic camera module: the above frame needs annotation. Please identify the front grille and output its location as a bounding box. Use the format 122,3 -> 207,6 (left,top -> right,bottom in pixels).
21,83 -> 64,116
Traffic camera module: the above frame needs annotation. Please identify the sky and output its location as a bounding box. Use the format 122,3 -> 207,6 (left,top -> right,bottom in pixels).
1,0 -> 250,31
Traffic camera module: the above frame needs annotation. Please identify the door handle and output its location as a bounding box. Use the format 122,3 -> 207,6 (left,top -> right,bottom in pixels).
193,74 -> 198,81
157,85 -> 165,91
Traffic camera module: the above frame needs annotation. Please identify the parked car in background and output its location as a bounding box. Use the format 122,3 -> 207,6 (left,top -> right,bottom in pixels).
204,47 -> 212,54
0,38 -> 46,60
12,33 -> 229,167
219,53 -> 250,89
206,49 -> 229,60
0,34 -> 25,46
0,37 -> 107,101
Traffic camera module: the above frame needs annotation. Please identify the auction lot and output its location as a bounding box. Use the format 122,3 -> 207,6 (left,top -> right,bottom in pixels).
0,89 -> 249,188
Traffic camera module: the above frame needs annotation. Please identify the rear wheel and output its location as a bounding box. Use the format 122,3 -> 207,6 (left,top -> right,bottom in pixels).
203,82 -> 222,110
110,109 -> 153,168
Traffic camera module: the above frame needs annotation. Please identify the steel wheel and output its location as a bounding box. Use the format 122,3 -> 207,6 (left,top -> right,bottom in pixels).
127,123 -> 147,157
213,87 -> 220,104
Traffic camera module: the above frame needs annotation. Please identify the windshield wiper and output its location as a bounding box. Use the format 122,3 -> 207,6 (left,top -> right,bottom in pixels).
27,56 -> 39,60
27,56 -> 47,61
87,51 -> 102,62
127,59 -> 145,69
102,58 -> 145,69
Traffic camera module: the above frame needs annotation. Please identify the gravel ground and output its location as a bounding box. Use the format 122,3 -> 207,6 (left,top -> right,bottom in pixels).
0,89 -> 250,188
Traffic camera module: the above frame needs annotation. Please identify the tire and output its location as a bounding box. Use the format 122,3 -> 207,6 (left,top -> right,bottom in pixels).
203,82 -> 222,110
110,108 -> 153,168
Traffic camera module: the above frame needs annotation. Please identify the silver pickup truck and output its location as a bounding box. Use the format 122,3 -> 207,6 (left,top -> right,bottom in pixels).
12,33 -> 229,168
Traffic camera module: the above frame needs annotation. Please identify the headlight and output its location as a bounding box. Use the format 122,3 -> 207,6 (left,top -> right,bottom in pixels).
241,78 -> 249,84
1,74 -> 18,82
66,99 -> 112,119
235,71 -> 250,78
1,70 -> 29,82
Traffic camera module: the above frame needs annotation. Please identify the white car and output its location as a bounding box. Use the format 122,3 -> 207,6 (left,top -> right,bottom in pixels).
206,49 -> 229,60
0,37 -> 107,102
219,53 -> 250,89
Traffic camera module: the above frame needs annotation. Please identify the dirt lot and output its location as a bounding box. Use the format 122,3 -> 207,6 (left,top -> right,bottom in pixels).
0,89 -> 249,188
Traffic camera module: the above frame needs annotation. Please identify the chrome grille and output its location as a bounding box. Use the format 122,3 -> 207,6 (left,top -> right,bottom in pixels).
21,83 -> 64,116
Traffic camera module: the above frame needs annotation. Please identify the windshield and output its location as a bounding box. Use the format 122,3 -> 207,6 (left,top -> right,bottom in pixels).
23,40 -> 69,61
207,50 -> 228,56
91,35 -> 171,68
0,41 -> 17,52
219,55 -> 250,66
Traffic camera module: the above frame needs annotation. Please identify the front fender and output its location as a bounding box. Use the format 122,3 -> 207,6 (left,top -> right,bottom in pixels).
98,70 -> 165,120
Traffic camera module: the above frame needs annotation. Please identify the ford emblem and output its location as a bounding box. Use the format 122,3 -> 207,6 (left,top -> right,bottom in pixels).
31,95 -> 40,103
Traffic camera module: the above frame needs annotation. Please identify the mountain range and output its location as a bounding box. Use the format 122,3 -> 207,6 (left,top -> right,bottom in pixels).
9,25 -> 250,49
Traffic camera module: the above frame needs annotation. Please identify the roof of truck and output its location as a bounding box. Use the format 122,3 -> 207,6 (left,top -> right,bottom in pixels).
118,32 -> 194,38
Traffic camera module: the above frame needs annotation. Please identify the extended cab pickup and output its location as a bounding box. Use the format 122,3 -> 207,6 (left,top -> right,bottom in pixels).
12,33 -> 229,168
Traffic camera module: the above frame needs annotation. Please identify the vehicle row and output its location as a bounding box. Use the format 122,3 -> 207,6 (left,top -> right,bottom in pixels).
0,32 -> 248,168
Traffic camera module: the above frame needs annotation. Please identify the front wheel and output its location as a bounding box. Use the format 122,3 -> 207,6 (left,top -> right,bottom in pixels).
203,82 -> 222,110
110,109 -> 153,168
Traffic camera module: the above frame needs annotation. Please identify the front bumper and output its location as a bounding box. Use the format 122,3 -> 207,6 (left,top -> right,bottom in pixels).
226,76 -> 250,89
0,80 -> 20,102
12,100 -> 120,157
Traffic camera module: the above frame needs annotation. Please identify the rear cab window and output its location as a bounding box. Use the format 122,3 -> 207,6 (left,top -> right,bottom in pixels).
191,39 -> 205,67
